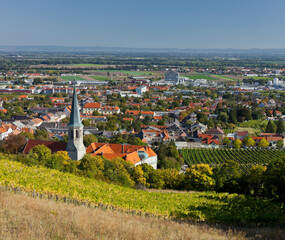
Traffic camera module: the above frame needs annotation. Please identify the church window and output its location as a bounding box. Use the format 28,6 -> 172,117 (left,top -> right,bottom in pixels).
76,130 -> 79,138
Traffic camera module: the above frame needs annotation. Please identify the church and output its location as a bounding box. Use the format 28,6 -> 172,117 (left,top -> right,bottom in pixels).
23,85 -> 86,160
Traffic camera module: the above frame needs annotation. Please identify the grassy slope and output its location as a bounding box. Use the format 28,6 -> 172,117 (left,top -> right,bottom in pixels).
0,158 -> 285,225
0,191 -> 248,240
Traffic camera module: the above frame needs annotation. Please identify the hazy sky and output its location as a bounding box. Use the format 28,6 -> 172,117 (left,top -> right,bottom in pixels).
1,0 -> 284,48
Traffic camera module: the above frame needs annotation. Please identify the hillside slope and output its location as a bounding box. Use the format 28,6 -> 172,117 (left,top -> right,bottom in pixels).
0,192 -> 245,240
1,159 -> 285,225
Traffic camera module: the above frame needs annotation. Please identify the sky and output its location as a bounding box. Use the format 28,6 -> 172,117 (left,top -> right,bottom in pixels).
0,0 -> 285,49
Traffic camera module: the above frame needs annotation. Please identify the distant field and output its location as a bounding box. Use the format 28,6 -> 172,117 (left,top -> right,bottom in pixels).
182,73 -> 237,81
91,76 -> 112,81
65,64 -> 105,67
183,74 -> 217,80
60,76 -> 87,81
94,70 -> 154,76
245,76 -> 274,80
214,75 -> 237,81
261,61 -> 285,65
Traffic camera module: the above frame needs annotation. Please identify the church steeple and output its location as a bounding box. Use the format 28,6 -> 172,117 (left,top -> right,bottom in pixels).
66,84 -> 86,160
68,85 -> 83,128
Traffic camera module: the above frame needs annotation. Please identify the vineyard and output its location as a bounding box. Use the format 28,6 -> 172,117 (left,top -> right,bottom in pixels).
180,148 -> 285,173
0,158 -> 285,225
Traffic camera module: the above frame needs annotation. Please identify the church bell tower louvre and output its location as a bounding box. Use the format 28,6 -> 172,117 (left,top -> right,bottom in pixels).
66,85 -> 86,160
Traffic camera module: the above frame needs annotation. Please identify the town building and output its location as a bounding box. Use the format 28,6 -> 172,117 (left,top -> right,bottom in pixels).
86,142 -> 157,169
83,103 -> 120,115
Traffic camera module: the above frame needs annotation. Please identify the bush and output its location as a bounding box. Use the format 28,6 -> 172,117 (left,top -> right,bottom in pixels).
183,164 -> 215,191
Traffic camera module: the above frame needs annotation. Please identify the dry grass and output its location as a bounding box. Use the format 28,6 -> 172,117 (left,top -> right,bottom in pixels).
0,192 -> 247,240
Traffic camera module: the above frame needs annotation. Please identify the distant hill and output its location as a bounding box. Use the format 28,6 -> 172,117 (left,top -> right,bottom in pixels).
1,45 -> 285,55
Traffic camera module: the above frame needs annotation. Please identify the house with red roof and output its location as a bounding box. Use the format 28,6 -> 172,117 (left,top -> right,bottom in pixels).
236,131 -> 248,140
86,142 -> 157,169
23,139 -> 67,154
198,133 -> 220,148
83,102 -> 120,115
0,123 -> 16,140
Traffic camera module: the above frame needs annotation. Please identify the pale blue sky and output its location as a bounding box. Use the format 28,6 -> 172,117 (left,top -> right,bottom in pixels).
0,0 -> 284,48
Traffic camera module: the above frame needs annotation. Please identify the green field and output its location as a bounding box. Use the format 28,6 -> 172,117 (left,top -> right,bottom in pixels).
261,61 -> 285,65
1,158 -> 285,225
65,64 -> 106,67
183,74 -> 217,80
235,127 -> 261,135
60,76 -> 87,81
238,119 -> 268,129
91,76 -> 112,81
180,148 -> 284,173
214,75 -> 237,81
245,76 -> 273,80
94,70 -> 154,76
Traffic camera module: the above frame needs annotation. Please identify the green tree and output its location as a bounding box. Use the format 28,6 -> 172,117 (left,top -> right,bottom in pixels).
29,145 -> 52,165
246,165 -> 266,196
233,139 -> 243,149
34,129 -> 49,140
20,132 -> 34,139
161,168 -> 183,189
277,139 -> 284,149
218,112 -> 229,123
264,157 -> 285,201
77,154 -> 104,179
82,119 -> 91,127
276,119 -> 285,134
33,77 -> 44,85
222,137 -> 231,146
141,164 -> 165,189
184,164 -> 215,191
83,134 -> 98,147
93,110 -> 101,116
266,120 -> 277,133
133,165 -> 147,186
243,136 -> 255,147
213,160 -> 241,192
258,138 -> 269,148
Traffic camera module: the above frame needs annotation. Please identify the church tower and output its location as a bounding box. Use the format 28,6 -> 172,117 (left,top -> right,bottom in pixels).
66,85 -> 86,160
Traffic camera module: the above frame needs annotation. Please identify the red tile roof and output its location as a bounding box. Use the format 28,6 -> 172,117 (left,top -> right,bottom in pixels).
83,102 -> 101,108
86,142 -> 156,165
23,139 -> 67,154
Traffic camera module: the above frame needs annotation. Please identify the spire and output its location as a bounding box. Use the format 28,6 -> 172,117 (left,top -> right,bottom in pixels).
68,84 -> 83,128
